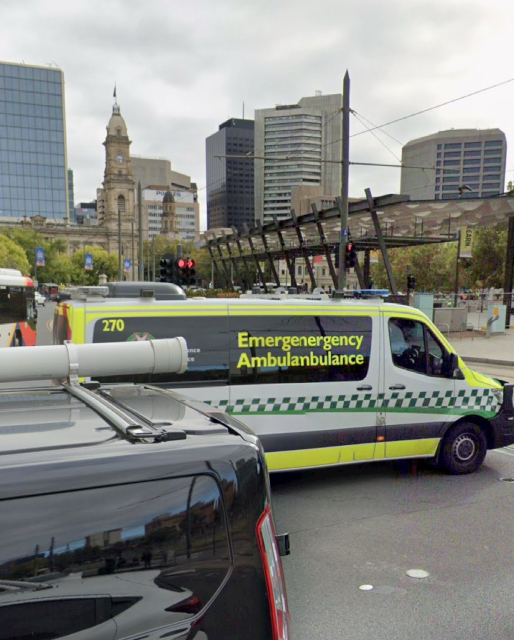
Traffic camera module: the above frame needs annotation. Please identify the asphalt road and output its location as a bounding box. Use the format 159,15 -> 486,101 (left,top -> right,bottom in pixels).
35,308 -> 514,638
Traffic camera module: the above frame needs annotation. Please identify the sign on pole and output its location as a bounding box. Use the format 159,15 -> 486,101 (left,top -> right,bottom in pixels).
459,227 -> 474,259
84,253 -> 93,271
123,257 -> 131,273
35,246 -> 45,267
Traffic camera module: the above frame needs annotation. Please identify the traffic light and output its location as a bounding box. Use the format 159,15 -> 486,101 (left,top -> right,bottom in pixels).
175,257 -> 196,287
159,254 -> 175,283
176,257 -> 188,286
346,243 -> 357,269
407,274 -> 416,290
186,258 -> 196,286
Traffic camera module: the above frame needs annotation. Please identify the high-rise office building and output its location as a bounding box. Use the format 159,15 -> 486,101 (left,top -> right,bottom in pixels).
254,94 -> 341,224
0,61 -> 68,221
401,129 -> 507,200
206,118 -> 254,231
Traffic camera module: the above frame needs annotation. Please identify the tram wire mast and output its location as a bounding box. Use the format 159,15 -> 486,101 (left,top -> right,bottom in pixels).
338,70 -> 350,291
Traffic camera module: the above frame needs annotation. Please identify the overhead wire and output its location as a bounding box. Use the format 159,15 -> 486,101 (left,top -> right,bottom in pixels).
350,110 -> 403,164
320,76 -> 514,150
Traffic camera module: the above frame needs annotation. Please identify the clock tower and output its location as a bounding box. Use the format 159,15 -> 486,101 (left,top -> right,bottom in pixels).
99,101 -> 135,231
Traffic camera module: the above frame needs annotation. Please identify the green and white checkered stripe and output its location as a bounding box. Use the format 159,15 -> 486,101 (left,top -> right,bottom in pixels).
383,388 -> 501,414
205,387 -> 501,416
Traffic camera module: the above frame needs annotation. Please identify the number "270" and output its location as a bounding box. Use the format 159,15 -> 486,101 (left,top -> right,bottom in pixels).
102,319 -> 125,332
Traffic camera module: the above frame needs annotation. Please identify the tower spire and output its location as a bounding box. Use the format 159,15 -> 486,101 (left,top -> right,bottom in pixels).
113,84 -> 119,114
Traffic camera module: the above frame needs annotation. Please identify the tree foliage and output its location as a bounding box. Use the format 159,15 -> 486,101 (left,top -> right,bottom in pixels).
0,235 -> 31,273
70,245 -> 118,285
369,222 -> 508,292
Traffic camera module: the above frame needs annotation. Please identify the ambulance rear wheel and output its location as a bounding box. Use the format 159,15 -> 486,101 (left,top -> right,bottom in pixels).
440,422 -> 487,475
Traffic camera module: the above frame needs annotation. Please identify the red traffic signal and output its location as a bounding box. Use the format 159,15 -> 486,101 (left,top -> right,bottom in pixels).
176,257 -> 187,269
346,242 -> 357,269
187,258 -> 196,269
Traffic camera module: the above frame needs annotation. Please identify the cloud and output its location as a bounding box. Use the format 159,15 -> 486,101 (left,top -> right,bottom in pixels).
1,0 -> 513,226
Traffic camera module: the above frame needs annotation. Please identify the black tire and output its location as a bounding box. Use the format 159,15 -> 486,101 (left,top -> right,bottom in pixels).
440,422 -> 487,475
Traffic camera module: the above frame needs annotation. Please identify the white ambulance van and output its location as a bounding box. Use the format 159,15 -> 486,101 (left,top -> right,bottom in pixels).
54,290 -> 514,475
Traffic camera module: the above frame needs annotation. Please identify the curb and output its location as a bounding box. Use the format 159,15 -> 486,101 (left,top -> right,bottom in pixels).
460,356 -> 514,368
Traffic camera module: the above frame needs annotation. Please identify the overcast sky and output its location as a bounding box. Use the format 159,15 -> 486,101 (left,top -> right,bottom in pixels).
2,0 -> 514,229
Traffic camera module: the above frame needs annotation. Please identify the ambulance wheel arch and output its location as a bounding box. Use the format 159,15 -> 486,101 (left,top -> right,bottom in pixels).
438,418 -> 491,474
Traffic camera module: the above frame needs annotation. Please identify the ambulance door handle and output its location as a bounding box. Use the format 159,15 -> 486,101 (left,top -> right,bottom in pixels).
357,384 -> 372,391
389,384 -> 406,390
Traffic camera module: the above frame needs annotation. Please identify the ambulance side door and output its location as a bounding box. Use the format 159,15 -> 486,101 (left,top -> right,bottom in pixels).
379,312 -> 455,459
227,310 -> 379,469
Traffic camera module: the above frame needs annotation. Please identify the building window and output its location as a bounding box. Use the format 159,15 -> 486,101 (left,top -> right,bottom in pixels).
437,144 -> 442,150
463,159 -> 480,166
484,149 -> 502,156
443,176 -> 459,183
117,195 -> 126,213
484,140 -> 503,147
443,160 -> 459,166
464,142 -> 481,148
464,150 -> 481,157
444,151 -> 461,158
484,157 -> 502,164
444,143 -> 462,149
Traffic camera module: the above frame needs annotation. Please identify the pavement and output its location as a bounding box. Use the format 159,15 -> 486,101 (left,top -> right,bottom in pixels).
446,320 -> 514,367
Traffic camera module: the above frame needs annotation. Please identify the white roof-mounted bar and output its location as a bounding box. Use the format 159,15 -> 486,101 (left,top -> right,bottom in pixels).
0,338 -> 188,383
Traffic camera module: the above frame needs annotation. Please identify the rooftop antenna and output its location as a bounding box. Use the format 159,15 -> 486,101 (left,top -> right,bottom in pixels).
243,101 -> 245,119
315,90 -> 322,96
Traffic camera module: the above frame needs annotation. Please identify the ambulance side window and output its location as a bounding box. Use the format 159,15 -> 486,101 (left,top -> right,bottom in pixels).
389,318 -> 426,374
388,318 -> 446,377
92,316 -> 229,385
426,330 -> 445,376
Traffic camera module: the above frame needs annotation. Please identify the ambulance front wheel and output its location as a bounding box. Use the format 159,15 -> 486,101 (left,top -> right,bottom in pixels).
440,422 -> 487,475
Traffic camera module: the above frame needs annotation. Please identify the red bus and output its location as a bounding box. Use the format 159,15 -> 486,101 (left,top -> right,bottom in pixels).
0,268 -> 37,347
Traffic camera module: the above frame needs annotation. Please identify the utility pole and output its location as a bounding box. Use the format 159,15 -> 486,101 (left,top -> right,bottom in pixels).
152,236 -> 156,282
131,221 -> 135,281
118,208 -> 122,281
338,70 -> 350,291
138,181 -> 143,282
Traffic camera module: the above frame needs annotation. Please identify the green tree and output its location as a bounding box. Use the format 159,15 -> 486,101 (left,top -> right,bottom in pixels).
465,223 -> 507,289
71,245 -> 118,285
370,242 -> 457,292
0,235 -> 31,273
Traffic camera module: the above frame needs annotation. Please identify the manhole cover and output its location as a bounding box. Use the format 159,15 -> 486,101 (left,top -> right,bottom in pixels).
359,584 -> 374,591
406,569 -> 429,579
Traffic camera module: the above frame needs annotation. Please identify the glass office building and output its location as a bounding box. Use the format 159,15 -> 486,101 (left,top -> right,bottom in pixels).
0,61 -> 68,220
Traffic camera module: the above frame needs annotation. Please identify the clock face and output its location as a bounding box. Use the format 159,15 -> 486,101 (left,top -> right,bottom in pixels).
115,153 -> 124,163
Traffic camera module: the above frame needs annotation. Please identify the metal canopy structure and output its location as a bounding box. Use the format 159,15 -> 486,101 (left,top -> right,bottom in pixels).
204,193 -> 514,296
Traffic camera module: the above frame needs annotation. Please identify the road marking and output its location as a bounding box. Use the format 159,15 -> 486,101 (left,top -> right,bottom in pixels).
46,318 -> 53,332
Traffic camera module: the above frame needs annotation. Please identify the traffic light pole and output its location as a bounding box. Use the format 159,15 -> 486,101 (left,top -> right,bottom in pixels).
337,71 -> 350,291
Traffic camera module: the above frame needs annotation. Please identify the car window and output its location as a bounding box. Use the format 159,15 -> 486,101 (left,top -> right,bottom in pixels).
388,317 -> 426,374
426,329 -> 445,376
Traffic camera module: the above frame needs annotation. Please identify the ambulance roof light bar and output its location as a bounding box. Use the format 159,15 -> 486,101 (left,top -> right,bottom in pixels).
0,338 -> 188,383
332,289 -> 389,299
